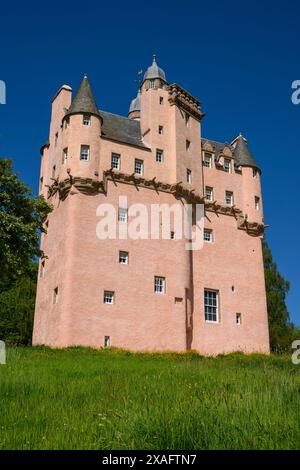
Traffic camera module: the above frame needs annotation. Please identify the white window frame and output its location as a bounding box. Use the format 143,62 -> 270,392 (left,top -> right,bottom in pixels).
119,251 -> 129,264
134,159 -> 144,175
80,145 -> 90,161
225,191 -> 234,206
224,158 -> 231,173
205,186 -> 213,201
204,153 -> 212,168
103,291 -> 114,305
111,153 -> 120,170
204,289 -> 219,323
62,147 -> 68,165
149,79 -> 155,89
83,115 -> 91,126
236,313 -> 242,325
118,208 -> 128,223
156,149 -> 164,163
154,276 -> 166,294
204,229 -> 213,243
104,336 -> 111,347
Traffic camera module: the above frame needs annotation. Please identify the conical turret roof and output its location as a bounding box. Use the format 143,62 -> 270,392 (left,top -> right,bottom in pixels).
128,89 -> 141,114
143,55 -> 166,82
65,75 -> 101,119
232,134 -> 259,169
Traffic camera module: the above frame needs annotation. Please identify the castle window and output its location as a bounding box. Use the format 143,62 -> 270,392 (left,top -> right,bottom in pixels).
55,132 -> 58,147
185,113 -> 190,127
119,251 -> 129,264
39,176 -> 43,191
52,165 -> 56,178
253,168 -> 258,178
83,115 -> 91,126
170,231 -> 176,240
186,140 -> 191,151
224,158 -> 231,173
205,186 -> 213,201
65,117 -> 70,129
236,313 -> 242,325
225,191 -> 234,206
111,153 -> 120,170
156,149 -> 164,163
40,261 -> 45,278
118,208 -> 128,223
158,125 -> 164,135
154,276 -> 166,294
149,79 -> 155,89
159,96 -> 164,105
53,287 -> 59,304
135,159 -> 144,175
255,196 -> 260,210
104,336 -> 111,347
104,291 -> 114,304
204,289 -> 219,323
204,229 -> 213,243
187,168 -> 192,184
62,147 -> 68,165
80,145 -> 90,161
204,153 -> 212,168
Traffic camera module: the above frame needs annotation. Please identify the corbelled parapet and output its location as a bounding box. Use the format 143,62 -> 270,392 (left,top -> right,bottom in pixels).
167,83 -> 205,121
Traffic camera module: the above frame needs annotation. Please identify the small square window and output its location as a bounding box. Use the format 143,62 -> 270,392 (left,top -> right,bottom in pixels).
104,336 -> 111,347
253,168 -> 258,178
204,229 -> 213,243
83,115 -> 91,126
104,291 -> 114,304
154,276 -> 166,294
111,153 -> 120,170
80,145 -> 90,161
53,287 -> 58,304
255,196 -> 260,210
159,96 -> 163,104
170,231 -> 176,240
40,261 -> 45,278
186,140 -> 191,151
224,158 -> 231,173
118,208 -> 127,223
225,191 -> 234,206
156,149 -> 164,163
185,113 -> 190,127
119,251 -> 129,264
205,186 -> 213,201
204,153 -> 212,168
158,125 -> 163,135
135,159 -> 144,175
187,168 -> 192,184
236,313 -> 242,325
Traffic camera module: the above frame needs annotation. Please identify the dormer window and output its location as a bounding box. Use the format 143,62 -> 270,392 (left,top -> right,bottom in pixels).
83,115 -> 91,126
204,153 -> 212,168
224,158 -> 231,173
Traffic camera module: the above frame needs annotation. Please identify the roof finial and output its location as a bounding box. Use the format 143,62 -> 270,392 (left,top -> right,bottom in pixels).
84,73 -> 88,79
152,54 -> 157,64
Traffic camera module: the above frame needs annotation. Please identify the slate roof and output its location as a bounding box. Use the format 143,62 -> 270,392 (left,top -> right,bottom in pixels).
64,75 -> 101,119
128,89 -> 141,114
143,55 -> 166,82
100,110 -> 149,149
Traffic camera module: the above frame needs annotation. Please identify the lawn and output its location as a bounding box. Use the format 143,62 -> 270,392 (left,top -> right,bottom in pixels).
0,347 -> 299,450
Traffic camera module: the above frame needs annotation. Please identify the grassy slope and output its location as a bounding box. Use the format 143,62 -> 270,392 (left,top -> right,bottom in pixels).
0,347 -> 299,450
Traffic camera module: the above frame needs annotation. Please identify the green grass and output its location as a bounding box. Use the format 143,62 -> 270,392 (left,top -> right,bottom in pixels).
0,347 -> 300,450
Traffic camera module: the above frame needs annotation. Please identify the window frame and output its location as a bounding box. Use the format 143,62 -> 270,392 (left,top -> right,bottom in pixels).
103,290 -> 114,305
154,276 -> 166,294
205,186 -> 213,201
203,152 -> 212,168
224,158 -> 231,173
225,190 -> 234,206
80,145 -> 90,161
204,228 -> 213,243
118,207 -> 128,223
156,149 -> 164,163
111,153 -> 121,170
134,158 -> 144,175
119,251 -> 129,265
83,115 -> 91,126
204,289 -> 219,323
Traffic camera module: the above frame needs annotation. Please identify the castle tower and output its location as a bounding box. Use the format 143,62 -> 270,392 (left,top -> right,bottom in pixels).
33,57 -> 270,355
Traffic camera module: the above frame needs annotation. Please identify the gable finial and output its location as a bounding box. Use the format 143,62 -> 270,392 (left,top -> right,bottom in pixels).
152,54 -> 157,64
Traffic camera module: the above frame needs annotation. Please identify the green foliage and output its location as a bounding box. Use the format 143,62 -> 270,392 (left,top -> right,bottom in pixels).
1,347 -> 300,449
0,159 -> 51,290
263,239 -> 298,352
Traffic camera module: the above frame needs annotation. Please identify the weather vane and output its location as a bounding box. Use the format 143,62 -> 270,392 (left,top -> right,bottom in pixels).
134,68 -> 143,87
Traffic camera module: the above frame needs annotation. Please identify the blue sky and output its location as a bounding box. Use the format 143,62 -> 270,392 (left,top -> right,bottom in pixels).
0,0 -> 299,324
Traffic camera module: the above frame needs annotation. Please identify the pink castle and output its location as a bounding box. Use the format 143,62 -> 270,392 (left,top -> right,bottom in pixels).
33,56 -> 270,355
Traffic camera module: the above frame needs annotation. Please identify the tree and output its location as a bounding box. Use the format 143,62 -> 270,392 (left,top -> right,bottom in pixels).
263,239 -> 297,352
0,159 -> 51,290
